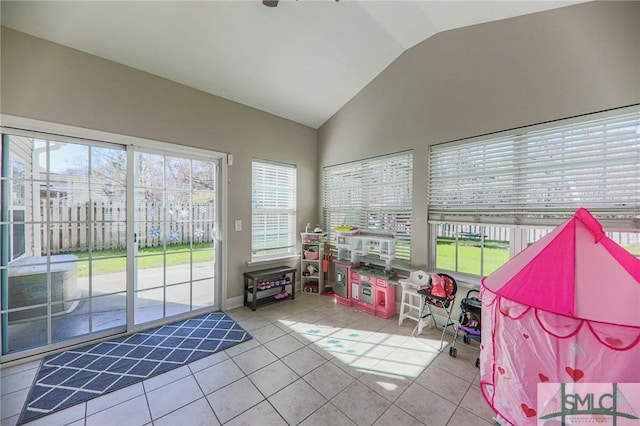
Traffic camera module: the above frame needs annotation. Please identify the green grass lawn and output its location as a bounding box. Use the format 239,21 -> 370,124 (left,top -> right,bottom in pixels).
437,240 -> 640,276
72,243 -> 214,277
436,241 -> 510,276
626,245 -> 640,255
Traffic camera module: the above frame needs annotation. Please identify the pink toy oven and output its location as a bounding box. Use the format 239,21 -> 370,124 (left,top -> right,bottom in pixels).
358,273 -> 376,315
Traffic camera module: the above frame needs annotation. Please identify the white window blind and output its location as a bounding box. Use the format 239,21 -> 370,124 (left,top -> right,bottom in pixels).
428,108 -> 640,229
252,160 -> 297,259
323,151 -> 413,262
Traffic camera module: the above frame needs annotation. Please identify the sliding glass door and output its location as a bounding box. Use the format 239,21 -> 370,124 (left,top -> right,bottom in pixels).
1,130 -> 222,359
1,134 -> 128,355
132,150 -> 218,326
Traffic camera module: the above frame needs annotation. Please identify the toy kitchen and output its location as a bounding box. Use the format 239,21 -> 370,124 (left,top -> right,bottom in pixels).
332,228 -> 398,319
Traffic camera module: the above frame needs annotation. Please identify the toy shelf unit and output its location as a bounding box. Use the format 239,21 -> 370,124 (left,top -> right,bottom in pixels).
336,229 -> 396,270
301,232 -> 324,295
244,266 -> 296,311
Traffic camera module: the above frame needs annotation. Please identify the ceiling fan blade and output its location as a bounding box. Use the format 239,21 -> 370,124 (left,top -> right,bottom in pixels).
263,0 -> 278,7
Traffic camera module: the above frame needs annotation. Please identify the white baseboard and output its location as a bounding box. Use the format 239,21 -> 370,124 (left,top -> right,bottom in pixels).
224,295 -> 244,311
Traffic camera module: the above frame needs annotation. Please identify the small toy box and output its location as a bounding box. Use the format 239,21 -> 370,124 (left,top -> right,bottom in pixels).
303,250 -> 320,260
301,233 -> 323,243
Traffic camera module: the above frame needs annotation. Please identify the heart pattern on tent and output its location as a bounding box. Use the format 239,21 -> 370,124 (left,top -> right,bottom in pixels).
565,367 -> 584,382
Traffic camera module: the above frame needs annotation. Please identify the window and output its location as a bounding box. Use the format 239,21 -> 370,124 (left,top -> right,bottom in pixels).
323,151 -> 413,262
433,224 -> 510,276
428,107 -> 640,278
251,160 -> 297,261
1,136 -> 27,262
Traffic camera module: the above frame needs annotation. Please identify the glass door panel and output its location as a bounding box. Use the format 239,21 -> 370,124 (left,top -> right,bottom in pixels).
192,278 -> 216,309
1,135 -> 127,356
133,150 -> 218,326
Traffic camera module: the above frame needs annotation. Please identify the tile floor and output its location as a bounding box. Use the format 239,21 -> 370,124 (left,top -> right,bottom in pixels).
1,293 -> 496,426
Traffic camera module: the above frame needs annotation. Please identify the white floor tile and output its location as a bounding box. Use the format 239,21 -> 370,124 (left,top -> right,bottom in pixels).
357,369 -> 413,402
223,400 -> 287,426
448,407 -> 493,425
235,316 -> 270,332
394,382 -> 457,426
282,347 -> 326,376
431,347 -> 479,383
27,402 -> 87,426
143,365 -> 191,393
458,384 -> 496,423
0,414 -> 19,426
193,358 -> 245,395
206,377 -> 264,424
0,388 -> 29,420
232,345 -> 278,375
299,402 -> 357,426
153,397 -> 220,426
331,380 -> 391,426
268,378 -> 326,425
293,309 -> 328,324
329,356 -> 365,380
0,360 -> 40,379
373,404 -> 424,426
250,323 -> 287,344
224,338 -> 260,358
248,360 -> 299,397
414,365 -> 471,405
146,375 -> 204,420
86,394 -> 150,426
86,382 -> 144,416
303,361 -> 355,400
263,334 -> 305,359
258,308 -> 294,323
0,367 -> 38,396
371,358 -> 427,380
187,349 -> 229,374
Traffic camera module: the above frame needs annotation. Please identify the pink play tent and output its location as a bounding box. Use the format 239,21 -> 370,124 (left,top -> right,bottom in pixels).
480,208 -> 640,425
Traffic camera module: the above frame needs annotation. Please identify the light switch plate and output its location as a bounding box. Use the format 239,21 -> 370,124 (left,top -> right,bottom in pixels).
234,220 -> 242,231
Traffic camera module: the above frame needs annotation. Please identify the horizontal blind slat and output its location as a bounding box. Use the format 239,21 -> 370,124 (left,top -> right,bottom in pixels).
428,109 -> 640,227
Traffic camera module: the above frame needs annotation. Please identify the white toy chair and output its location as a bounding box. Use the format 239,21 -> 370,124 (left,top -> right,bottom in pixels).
397,270 -> 432,334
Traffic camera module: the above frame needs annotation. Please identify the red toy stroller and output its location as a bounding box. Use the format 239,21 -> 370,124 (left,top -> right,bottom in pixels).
449,289 -> 481,367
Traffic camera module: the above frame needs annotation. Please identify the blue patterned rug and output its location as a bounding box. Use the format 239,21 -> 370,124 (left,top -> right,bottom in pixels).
18,312 -> 251,425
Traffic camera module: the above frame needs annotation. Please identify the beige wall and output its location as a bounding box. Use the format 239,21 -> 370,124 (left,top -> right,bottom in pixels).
2,1 -> 639,303
1,27 -> 319,301
318,1 -> 640,269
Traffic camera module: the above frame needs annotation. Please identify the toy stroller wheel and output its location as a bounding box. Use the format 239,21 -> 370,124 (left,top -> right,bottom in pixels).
449,347 -> 457,358
475,358 -> 480,368
463,335 -> 470,344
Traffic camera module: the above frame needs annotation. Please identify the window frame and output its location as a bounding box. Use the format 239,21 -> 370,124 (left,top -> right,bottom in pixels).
1,138 -> 27,263
322,151 -> 413,264
250,159 -> 297,263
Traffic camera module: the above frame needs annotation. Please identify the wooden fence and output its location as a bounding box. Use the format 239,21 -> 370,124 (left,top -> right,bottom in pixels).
437,223 -> 639,247
436,224 -> 512,242
42,200 -> 215,254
